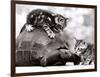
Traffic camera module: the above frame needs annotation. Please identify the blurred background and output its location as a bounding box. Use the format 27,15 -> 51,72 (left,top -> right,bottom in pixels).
16,4 -> 95,44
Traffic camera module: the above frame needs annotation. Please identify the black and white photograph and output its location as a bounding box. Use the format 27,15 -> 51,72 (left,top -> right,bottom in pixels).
11,1 -> 97,76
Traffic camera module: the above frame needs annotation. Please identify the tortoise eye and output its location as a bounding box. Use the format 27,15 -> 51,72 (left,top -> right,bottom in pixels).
65,52 -> 68,54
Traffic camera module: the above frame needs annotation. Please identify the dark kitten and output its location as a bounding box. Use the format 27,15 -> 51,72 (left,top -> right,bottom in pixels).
20,9 -> 68,38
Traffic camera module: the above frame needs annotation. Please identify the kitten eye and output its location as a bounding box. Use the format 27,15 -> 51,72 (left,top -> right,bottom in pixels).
60,19 -> 63,21
59,18 -> 64,22
83,42 -> 85,44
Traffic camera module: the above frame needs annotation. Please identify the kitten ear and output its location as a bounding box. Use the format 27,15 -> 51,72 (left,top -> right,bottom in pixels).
73,37 -> 77,40
65,18 -> 69,22
51,13 -> 57,16
66,18 -> 69,20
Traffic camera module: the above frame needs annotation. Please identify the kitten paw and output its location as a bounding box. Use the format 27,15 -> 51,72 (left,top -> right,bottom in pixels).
40,57 -> 47,66
25,24 -> 34,32
47,30 -> 55,39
